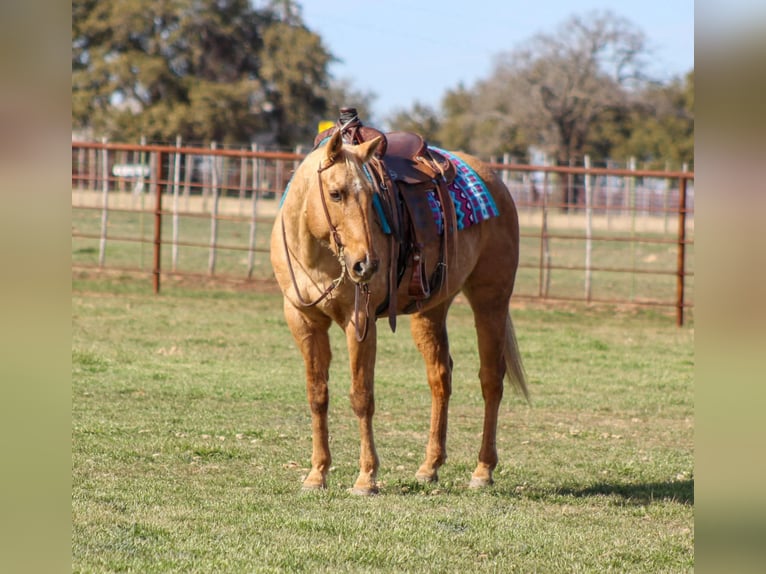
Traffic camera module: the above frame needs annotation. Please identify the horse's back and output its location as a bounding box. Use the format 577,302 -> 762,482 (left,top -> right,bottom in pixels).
396,150 -> 519,314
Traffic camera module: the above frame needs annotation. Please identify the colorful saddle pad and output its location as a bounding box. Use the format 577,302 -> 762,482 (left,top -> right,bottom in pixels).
424,147 -> 499,234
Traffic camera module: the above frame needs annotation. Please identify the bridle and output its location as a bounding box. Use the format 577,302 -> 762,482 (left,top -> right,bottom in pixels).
280,157 -> 371,342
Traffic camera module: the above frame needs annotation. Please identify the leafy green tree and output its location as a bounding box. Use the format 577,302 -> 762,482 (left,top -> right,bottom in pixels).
583,70 -> 693,170
323,78 -> 378,128
463,10 -> 652,208
615,71 -> 694,169
259,18 -> 333,144
387,85 -> 528,159
490,11 -> 650,166
386,101 -> 441,144
433,85 -> 481,154
72,0 -> 332,146
383,11 -> 691,176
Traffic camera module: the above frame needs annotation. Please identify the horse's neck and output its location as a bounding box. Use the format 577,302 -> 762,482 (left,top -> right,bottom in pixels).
284,190 -> 335,275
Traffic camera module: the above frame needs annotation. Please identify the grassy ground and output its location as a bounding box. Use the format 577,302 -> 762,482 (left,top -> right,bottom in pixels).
72,276 -> 693,572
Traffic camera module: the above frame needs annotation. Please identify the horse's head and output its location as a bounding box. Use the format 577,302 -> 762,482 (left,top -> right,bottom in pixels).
303,130 -> 383,284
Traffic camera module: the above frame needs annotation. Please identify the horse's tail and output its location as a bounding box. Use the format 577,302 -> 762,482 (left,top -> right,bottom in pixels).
504,312 -> 530,403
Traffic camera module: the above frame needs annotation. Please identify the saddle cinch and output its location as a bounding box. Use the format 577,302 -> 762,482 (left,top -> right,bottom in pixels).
314,107 -> 459,332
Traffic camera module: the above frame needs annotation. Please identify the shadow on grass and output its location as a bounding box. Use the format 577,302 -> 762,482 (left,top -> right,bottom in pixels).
385,477 -> 694,505
552,479 -> 694,505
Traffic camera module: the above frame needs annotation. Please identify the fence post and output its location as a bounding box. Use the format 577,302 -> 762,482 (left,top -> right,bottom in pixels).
606,161 -> 612,231
239,153 -> 247,216
664,161 -> 671,234
117,150 -> 126,194
502,153 -> 511,190
208,142 -> 219,275
77,147 -> 85,191
247,143 -> 259,279
584,155 -> 593,302
172,135 -> 182,271
138,136 -> 147,268
629,157 -> 637,301
676,176 -> 688,326
153,150 -> 164,294
539,160 -> 551,298
98,138 -> 109,267
183,152 -> 192,211
88,148 -> 96,191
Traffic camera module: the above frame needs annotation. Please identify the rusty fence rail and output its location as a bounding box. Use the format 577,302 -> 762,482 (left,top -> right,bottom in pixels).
72,141 -> 694,325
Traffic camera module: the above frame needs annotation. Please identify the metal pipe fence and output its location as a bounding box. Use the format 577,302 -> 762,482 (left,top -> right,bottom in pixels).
71,141 -> 694,325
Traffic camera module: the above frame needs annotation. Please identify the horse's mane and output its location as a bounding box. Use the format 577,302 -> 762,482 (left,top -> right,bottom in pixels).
296,143 -> 367,197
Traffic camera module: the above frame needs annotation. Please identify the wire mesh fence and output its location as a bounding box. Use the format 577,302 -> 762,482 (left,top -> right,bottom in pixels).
72,141 -> 694,324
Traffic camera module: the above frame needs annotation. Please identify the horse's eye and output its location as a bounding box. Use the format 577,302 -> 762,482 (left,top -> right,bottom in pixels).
329,190 -> 342,202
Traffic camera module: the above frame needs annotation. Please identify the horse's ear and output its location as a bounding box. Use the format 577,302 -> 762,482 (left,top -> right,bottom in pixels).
324,130 -> 343,165
356,136 -> 383,164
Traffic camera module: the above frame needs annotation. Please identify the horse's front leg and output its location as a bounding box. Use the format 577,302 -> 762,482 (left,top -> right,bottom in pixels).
345,318 -> 379,495
284,301 -> 333,490
410,302 -> 453,483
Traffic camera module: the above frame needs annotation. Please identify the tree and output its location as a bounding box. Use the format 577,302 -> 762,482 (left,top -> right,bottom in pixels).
323,78 -> 378,127
447,78 -> 529,159
436,84 -> 475,152
259,18 -> 334,144
386,85 -> 528,159
382,11 -> 690,178
495,11 -> 650,163
72,0 -> 333,146
615,70 -> 694,169
386,102 -> 441,143
478,11 -> 652,207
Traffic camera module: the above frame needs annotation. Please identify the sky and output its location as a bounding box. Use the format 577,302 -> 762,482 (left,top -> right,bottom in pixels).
299,0 -> 694,123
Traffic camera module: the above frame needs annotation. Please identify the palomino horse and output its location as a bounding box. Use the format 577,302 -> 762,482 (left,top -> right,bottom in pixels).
270,128 -> 527,495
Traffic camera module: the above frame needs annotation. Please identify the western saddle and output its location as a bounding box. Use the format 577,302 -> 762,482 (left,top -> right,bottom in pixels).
314,108 -> 458,332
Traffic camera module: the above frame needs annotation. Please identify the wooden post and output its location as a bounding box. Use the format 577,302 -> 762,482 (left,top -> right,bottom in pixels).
247,143 -> 259,279
664,161 -> 671,234
676,177 -> 688,326
88,148 -> 96,191
208,142 -> 219,275
172,135 -> 182,271
567,156 -> 574,223
117,151 -> 126,194
629,157 -> 637,301
500,153 -> 510,190
584,155 -> 593,302
183,152 -> 192,211
606,162 -> 612,231
98,138 -> 109,267
77,147 -> 85,191
239,154 -> 247,216
139,135 -> 147,269
538,161 -> 550,298
153,150 -> 163,294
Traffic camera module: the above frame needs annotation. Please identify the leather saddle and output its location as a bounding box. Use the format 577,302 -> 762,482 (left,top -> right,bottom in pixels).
314,109 -> 459,332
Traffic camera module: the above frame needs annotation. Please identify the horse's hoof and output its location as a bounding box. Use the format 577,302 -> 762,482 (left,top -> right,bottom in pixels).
350,485 -> 379,496
468,476 -> 494,489
415,470 -> 438,483
301,478 -> 326,492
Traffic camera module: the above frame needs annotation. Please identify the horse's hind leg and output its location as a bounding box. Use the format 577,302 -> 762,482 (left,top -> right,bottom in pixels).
410,300 -> 453,483
463,283 -> 513,488
283,301 -> 333,490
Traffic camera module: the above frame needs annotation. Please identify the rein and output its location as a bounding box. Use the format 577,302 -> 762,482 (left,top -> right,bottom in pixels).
280,159 -> 371,342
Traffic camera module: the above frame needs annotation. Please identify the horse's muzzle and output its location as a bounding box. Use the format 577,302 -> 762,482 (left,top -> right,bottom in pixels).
350,255 -> 379,283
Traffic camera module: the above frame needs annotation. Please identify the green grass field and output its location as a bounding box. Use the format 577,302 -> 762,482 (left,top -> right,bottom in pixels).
72,276 -> 693,572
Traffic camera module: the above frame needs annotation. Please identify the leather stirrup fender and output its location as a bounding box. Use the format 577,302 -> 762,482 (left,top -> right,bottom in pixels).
408,249 -> 430,300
